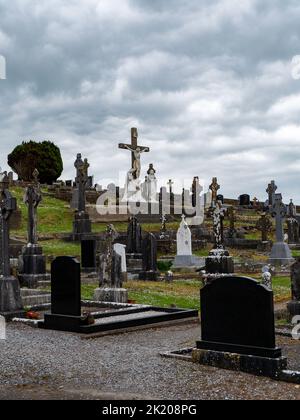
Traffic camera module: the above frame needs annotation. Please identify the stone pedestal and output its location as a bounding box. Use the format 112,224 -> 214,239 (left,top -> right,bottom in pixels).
173,255 -> 201,268
93,288 -> 128,304
287,301 -> 300,321
205,248 -> 234,275
18,245 -> 50,289
0,276 -> 24,318
72,212 -> 92,241
269,242 -> 294,266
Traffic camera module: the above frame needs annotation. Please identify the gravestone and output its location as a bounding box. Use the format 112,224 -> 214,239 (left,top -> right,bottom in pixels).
114,243 -> 127,282
173,215 -> 199,268
239,194 -> 250,206
226,206 -> 236,239
44,257 -> 82,331
266,180 -> 277,207
269,193 -> 294,265
0,315 -> 5,340
262,265 -> 272,289
205,201 -> 234,276
127,216 -> 142,254
81,239 -> 97,273
94,225 -> 128,303
18,169 -> 49,288
287,217 -> 300,245
256,212 -> 273,242
0,172 -> 23,317
194,276 -> 287,378
72,154 -> 92,240
287,259 -> 300,319
139,233 -> 159,281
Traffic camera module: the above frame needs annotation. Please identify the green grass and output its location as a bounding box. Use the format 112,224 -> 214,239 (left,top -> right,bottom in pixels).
81,280 -> 201,310
41,240 -> 81,257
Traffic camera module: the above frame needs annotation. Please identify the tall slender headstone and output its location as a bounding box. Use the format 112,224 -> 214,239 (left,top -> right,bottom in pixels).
44,257 -> 82,331
0,172 -> 23,317
269,193 -> 294,265
72,154 -> 92,240
288,259 -> 300,319
139,233 -> 159,281
18,169 -> 49,288
173,215 -> 199,268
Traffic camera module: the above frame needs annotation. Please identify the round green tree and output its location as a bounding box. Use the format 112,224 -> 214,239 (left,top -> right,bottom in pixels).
8,141 -> 63,184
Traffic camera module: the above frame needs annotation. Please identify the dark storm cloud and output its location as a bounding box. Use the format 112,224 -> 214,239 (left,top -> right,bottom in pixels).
0,0 -> 300,201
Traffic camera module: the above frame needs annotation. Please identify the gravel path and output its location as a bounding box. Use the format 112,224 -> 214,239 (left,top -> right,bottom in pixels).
1,323 -> 300,400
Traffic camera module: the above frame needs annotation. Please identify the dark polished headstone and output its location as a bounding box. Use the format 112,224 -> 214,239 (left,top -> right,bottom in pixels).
81,239 -> 96,273
50,257 -> 81,316
127,216 -> 142,254
205,248 -> 234,275
139,233 -> 159,281
197,276 -> 282,358
288,259 -> 300,319
239,194 -> 250,206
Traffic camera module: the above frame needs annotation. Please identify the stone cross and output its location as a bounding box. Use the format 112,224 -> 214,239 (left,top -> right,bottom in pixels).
212,201 -> 226,248
119,128 -> 150,179
256,212 -> 273,242
266,181 -> 277,207
0,173 -> 17,277
227,206 -> 237,238
24,169 -> 42,245
167,179 -> 174,195
74,154 -> 89,213
209,177 -> 220,207
270,193 -> 287,242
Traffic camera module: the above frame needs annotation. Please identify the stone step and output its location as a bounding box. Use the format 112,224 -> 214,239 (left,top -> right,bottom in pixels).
21,294 -> 51,307
37,281 -> 51,288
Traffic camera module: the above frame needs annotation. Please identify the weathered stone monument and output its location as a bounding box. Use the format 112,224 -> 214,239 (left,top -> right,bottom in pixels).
114,243 -> 127,283
286,200 -> 299,245
205,198 -> 234,276
256,212 -> 273,242
0,172 -> 23,317
269,193 -> 294,265
139,233 -> 159,281
18,169 -> 50,288
94,225 -> 128,303
266,180 -> 277,207
193,276 -> 287,378
287,259 -> 300,319
72,154 -> 92,240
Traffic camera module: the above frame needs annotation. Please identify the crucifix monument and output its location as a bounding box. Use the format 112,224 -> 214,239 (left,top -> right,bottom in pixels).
269,193 -> 294,265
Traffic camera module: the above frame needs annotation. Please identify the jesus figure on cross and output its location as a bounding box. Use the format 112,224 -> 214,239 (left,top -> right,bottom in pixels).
122,145 -> 148,179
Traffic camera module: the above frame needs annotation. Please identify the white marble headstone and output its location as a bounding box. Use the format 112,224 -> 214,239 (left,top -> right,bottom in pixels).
176,215 -> 192,256
114,244 -> 127,273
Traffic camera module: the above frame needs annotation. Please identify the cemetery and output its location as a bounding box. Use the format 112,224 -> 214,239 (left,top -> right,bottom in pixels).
2,0 -> 300,402
0,129 -> 300,401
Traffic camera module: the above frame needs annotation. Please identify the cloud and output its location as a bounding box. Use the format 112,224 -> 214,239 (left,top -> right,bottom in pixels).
0,0 -> 300,202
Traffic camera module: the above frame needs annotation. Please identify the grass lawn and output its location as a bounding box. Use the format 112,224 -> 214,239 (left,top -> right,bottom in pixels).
81,275 -> 291,310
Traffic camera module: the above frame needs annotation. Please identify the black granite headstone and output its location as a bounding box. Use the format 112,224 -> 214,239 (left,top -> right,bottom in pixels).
197,276 -> 281,358
51,257 -> 81,316
81,239 -> 96,272
239,194 -> 250,206
139,233 -> 159,281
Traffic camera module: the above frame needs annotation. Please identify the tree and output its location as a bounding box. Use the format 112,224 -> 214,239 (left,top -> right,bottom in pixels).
8,141 -> 63,184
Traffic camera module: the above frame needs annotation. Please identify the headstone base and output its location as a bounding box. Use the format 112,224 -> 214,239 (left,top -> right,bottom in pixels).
139,271 -> 160,281
93,288 -> 128,304
269,242 -> 294,266
192,347 -> 287,379
205,248 -> 234,274
72,212 -> 92,241
173,255 -> 202,268
287,300 -> 300,320
18,273 -> 51,289
0,276 -> 23,314
44,314 -> 83,333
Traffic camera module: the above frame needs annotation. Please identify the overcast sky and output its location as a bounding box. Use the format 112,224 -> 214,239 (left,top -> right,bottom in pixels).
1,0 -> 300,201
